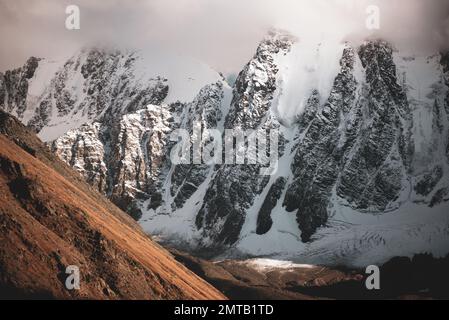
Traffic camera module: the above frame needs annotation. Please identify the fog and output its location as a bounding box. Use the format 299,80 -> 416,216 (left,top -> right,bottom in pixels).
1,0 -> 449,73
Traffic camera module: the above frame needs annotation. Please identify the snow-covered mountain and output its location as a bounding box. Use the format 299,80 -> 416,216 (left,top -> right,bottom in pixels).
1,30 -> 449,267
0,47 -> 222,141
0,46 -> 229,220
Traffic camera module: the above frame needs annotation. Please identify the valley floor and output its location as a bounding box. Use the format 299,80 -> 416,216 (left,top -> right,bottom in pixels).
169,248 -> 449,300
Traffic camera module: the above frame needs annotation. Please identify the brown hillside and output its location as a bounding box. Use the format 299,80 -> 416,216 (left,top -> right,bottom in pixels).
0,110 -> 226,300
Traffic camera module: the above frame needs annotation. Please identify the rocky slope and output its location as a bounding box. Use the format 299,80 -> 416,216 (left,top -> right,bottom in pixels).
0,110 -> 225,299
2,30 -> 449,266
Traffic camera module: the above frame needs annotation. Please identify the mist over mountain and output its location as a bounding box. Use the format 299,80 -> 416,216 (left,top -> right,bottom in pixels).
2,23 -> 449,267
2,0 -> 449,74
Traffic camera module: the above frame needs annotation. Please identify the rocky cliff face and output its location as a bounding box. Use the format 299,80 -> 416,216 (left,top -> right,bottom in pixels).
52,82 -> 228,220
0,57 -> 40,119
284,41 -> 414,241
0,46 -> 225,219
195,31 -> 294,248
2,31 -> 449,265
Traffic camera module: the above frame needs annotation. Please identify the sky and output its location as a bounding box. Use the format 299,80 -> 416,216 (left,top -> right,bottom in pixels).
1,0 -> 449,74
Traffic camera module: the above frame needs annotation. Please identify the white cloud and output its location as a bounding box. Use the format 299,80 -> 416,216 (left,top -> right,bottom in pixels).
1,0 -> 448,73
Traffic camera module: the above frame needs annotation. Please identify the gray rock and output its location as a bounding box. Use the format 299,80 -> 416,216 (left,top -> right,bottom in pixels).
256,176 -> 287,235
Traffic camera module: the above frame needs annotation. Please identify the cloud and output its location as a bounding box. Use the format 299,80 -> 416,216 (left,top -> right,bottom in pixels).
1,0 -> 449,73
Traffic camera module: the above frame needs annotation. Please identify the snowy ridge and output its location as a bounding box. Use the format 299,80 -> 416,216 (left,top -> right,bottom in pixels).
2,30 -> 449,267
1,46 -> 222,141
138,35 -> 449,266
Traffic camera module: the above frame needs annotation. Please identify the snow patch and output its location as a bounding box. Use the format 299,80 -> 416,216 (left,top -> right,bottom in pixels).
274,39 -> 345,125
243,258 -> 315,272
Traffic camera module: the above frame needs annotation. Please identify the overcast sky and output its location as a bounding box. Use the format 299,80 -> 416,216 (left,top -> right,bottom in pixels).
1,0 -> 449,74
